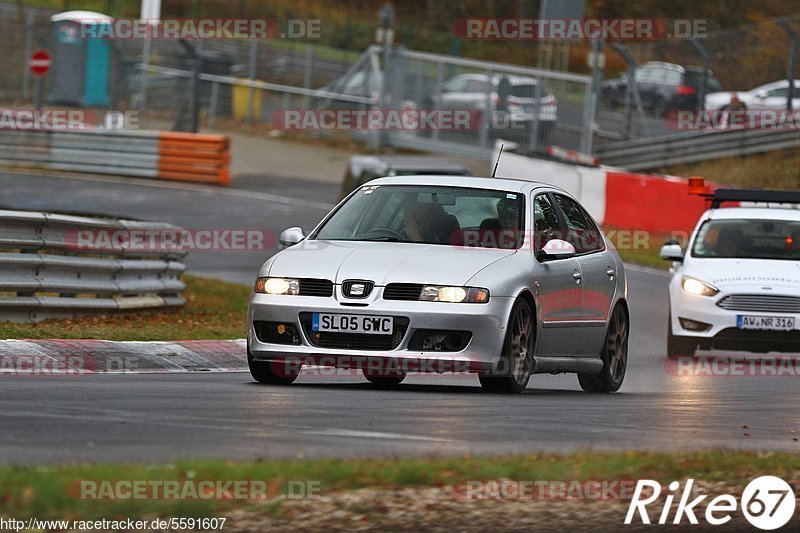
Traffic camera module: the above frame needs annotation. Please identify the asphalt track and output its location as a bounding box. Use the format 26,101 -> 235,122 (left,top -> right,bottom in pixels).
1,171 -> 799,465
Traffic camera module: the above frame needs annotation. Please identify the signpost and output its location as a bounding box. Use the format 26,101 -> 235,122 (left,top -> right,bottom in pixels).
29,48 -> 52,111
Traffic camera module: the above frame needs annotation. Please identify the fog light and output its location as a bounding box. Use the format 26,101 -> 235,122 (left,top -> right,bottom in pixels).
679,317 -> 712,332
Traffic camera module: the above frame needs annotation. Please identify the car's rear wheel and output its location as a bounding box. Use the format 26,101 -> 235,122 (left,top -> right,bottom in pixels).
247,347 -> 300,385
363,368 -> 406,388
667,312 -> 697,357
479,299 -> 535,394
578,303 -> 628,393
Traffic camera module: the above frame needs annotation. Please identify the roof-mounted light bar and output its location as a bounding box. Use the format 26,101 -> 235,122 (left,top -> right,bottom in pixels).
688,177 -> 800,208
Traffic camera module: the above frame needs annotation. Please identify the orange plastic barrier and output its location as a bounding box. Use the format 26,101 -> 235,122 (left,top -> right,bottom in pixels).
157,132 -> 231,185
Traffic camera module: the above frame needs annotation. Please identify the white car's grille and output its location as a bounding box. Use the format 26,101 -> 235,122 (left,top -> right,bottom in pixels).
717,294 -> 800,314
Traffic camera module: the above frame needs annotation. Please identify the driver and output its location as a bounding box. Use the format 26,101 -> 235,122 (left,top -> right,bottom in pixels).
403,202 -> 440,243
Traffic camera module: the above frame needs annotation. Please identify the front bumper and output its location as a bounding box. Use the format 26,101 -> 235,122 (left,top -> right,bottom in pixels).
247,291 -> 516,372
670,286 -> 800,352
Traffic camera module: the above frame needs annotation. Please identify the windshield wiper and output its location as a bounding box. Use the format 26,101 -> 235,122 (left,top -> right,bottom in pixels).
357,236 -> 401,242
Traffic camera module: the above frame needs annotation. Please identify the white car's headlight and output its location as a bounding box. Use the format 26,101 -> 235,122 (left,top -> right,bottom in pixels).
254,277 -> 299,295
420,285 -> 490,303
681,276 -> 719,297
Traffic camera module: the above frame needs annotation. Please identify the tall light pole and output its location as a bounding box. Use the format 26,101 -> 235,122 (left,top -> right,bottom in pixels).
138,0 -> 161,109
374,2 -> 394,148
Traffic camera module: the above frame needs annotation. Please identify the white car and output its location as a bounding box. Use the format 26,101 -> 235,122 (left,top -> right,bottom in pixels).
705,79 -> 800,111
661,187 -> 800,356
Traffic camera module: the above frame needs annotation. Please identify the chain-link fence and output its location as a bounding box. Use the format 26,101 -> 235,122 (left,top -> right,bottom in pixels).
597,14 -> 800,143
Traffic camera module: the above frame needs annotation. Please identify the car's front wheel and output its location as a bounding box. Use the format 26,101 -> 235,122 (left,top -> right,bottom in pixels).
578,303 -> 628,393
247,347 -> 300,385
479,299 -> 535,394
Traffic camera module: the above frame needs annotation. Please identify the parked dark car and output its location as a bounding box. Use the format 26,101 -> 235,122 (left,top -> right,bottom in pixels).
603,61 -> 722,116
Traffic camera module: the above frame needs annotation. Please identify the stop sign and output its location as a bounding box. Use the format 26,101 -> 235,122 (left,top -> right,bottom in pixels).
29,49 -> 52,77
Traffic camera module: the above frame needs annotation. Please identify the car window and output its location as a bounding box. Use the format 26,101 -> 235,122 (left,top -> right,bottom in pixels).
533,194 -> 562,252
315,185 -> 524,248
509,83 -> 539,98
663,69 -> 682,85
766,87 -> 789,98
443,78 -> 469,93
553,194 -> 604,254
634,66 -> 653,82
650,68 -> 670,83
464,79 -> 490,93
692,218 -> 800,260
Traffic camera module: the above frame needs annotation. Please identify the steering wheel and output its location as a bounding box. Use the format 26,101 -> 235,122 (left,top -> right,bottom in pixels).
360,227 -> 406,240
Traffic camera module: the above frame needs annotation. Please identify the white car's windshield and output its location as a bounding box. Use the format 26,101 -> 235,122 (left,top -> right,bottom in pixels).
692,218 -> 800,260
314,185 -> 524,248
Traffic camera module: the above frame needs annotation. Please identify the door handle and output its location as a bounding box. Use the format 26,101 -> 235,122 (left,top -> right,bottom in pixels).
572,271 -> 582,282
606,267 -> 615,277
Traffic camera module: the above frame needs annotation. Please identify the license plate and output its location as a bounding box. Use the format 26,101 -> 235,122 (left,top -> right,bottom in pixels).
312,313 -> 393,334
737,315 -> 795,331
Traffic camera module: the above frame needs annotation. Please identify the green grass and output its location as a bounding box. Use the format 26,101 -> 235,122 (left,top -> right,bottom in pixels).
659,147 -> 800,190
1,451 -> 798,519
0,275 -> 250,341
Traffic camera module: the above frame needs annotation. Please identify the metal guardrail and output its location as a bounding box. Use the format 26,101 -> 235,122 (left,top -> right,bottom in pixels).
0,129 -> 231,184
596,126 -> 800,171
0,209 -> 186,322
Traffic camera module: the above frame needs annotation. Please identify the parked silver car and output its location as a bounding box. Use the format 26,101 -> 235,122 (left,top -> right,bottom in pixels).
247,176 -> 628,393
429,74 -> 557,144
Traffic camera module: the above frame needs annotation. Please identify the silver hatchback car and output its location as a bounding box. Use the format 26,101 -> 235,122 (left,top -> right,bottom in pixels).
247,176 -> 628,393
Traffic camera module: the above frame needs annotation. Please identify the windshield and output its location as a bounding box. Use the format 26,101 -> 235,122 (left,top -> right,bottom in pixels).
314,185 -> 524,248
691,218 -> 800,260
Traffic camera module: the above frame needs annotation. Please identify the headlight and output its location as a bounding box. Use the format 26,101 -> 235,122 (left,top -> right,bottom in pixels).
420,285 -> 490,303
254,277 -> 299,295
681,276 -> 718,297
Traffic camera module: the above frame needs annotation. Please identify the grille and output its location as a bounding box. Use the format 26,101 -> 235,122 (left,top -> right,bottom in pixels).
299,313 -> 409,350
383,283 -> 423,301
298,278 -> 334,297
342,280 -> 374,299
717,294 -> 800,314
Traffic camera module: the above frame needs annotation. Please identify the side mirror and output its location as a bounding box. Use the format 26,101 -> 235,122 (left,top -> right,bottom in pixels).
279,227 -> 305,247
660,240 -> 684,262
755,91 -> 767,99
536,239 -> 577,261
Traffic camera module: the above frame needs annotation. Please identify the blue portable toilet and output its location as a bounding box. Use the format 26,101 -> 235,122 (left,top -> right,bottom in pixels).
49,11 -> 112,107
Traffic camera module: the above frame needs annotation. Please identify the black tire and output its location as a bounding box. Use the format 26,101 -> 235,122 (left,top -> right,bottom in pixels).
667,313 -> 697,357
247,347 -> 299,385
479,299 -> 535,394
578,303 -> 629,393
363,369 -> 406,388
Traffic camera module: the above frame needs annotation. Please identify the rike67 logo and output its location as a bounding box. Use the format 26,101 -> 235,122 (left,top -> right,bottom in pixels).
625,476 -> 796,530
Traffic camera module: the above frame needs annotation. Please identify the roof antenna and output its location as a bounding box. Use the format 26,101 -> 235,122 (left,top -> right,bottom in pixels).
491,144 -> 504,178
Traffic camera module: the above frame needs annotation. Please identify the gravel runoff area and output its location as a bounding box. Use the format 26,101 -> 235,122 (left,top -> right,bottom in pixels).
216,481 -> 798,532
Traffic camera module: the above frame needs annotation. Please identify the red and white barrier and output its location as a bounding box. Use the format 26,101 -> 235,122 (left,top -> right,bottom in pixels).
494,148 -> 709,233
